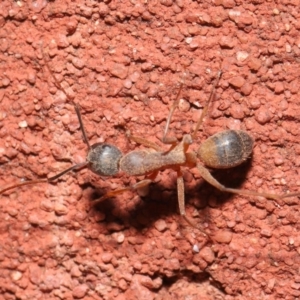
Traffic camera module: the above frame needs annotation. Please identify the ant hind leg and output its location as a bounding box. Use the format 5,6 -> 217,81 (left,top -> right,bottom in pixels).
197,163 -> 300,203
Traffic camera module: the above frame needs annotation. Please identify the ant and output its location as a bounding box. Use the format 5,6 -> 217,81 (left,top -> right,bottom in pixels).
0,52 -> 299,238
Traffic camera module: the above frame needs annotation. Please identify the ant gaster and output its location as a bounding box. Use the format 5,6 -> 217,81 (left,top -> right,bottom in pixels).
1,53 -> 299,237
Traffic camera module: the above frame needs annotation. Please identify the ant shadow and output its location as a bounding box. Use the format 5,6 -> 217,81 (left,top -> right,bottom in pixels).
91,180 -> 179,230
90,157 -> 253,233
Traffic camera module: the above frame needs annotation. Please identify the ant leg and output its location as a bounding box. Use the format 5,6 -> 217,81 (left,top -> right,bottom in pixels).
126,131 -> 162,151
92,179 -> 152,205
191,70 -> 222,140
176,168 -> 210,237
197,163 -> 300,201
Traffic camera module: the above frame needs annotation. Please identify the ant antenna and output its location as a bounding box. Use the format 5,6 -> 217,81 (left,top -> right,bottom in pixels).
162,70 -> 222,144
42,48 -> 91,150
74,103 -> 91,150
0,161 -> 88,195
0,49 -> 94,196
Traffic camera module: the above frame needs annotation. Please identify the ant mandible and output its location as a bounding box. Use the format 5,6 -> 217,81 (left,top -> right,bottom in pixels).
0,51 -> 299,237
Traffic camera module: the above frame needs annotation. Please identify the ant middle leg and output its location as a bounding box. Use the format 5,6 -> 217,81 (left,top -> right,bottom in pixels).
176,167 -> 210,238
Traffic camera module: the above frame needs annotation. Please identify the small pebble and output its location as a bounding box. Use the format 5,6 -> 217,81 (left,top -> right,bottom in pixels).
219,36 -> 235,48
2,77 -> 10,87
101,252 -> 113,263
27,71 -> 36,84
230,103 -> 244,119
19,120 -> 28,128
241,82 -> 253,96
54,203 -> 68,215
213,230 -> 233,243
249,97 -> 261,109
110,63 -> 128,79
154,219 -> 167,232
255,107 -> 273,124
228,76 -> 245,88
28,214 -> 41,225
66,19 -> 78,34
260,228 -> 272,237
129,71 -> 140,82
248,57 -> 262,71
112,232 -> 125,244
236,51 -> 249,62
274,155 -> 284,166
274,82 -> 284,94
7,208 -> 18,217
178,99 -> 190,112
123,79 -> 132,89
72,284 -> 89,299
11,271 -> 22,281
199,247 -> 215,263
192,244 -> 200,253
72,58 -> 85,69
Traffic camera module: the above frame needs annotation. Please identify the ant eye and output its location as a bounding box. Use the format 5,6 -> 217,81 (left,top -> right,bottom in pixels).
87,143 -> 122,176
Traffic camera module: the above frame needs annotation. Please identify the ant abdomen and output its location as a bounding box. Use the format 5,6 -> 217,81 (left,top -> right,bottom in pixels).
197,130 -> 254,169
87,143 -> 123,176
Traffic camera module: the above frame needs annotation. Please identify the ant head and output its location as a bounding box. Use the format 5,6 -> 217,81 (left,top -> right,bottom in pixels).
87,143 -> 123,176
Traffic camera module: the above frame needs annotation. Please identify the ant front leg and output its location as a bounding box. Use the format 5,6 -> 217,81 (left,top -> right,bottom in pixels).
92,179 -> 153,206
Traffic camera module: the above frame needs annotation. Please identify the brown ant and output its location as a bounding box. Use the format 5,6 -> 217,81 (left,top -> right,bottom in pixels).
0,54 -> 299,237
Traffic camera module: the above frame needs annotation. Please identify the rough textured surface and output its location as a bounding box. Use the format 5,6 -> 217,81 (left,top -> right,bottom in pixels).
0,1 -> 300,299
